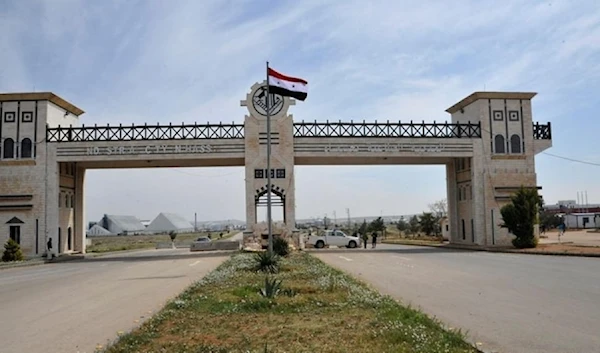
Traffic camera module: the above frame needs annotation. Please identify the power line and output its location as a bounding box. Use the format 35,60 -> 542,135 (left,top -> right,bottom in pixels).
542,152 -> 600,167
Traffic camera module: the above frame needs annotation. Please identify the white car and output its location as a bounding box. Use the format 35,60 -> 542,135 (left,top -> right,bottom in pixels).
307,229 -> 360,249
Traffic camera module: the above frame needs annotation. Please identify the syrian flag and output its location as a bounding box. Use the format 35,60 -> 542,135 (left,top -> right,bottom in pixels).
268,67 -> 308,101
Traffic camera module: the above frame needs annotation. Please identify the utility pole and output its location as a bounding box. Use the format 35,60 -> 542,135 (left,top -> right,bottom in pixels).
333,211 -> 337,226
346,208 -> 351,228
194,212 -> 197,232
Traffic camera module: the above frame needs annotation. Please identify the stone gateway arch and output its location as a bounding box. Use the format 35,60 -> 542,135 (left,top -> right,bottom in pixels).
0,84 -> 552,256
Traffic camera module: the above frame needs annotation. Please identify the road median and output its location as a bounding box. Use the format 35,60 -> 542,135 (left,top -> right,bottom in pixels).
99,252 -> 480,353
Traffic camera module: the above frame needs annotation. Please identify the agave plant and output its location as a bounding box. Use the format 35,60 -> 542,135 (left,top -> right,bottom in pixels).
260,276 -> 282,299
254,251 -> 280,273
273,237 -> 290,257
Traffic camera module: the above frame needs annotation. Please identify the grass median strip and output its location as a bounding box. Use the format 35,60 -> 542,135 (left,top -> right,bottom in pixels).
100,252 -> 478,353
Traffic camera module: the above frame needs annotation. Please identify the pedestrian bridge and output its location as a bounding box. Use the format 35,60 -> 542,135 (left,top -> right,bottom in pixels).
0,85 -> 554,258
46,120 -> 551,167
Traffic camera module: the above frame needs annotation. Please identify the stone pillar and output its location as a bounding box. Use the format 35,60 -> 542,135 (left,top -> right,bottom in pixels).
445,161 -> 459,243
471,139 -> 486,245
45,146 -> 59,257
74,165 -> 86,253
240,82 -> 297,249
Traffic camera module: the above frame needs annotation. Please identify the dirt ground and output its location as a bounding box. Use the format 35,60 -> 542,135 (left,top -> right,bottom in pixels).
522,229 -> 600,255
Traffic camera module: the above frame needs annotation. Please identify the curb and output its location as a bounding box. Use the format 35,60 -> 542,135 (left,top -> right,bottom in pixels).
381,241 -> 600,258
0,259 -> 46,270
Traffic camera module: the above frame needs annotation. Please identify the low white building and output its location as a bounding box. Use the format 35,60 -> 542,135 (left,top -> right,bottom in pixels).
441,217 -> 450,240
564,213 -> 600,229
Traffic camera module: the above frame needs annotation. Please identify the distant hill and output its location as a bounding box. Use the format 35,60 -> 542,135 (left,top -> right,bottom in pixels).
296,214 -> 419,225
190,219 -> 246,227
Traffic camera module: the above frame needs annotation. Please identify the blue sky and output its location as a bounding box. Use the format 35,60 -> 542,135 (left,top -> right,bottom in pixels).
1,0 -> 599,222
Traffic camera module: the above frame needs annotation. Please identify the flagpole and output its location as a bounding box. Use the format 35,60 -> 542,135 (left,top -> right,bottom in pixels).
266,61 -> 273,255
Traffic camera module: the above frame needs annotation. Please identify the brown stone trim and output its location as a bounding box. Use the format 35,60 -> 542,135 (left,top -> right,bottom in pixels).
495,186 -> 542,190
446,92 -> 537,114
16,102 -> 20,157
0,92 -> 84,116
0,204 -> 33,210
0,194 -> 33,201
0,159 -> 36,166
491,155 -> 527,160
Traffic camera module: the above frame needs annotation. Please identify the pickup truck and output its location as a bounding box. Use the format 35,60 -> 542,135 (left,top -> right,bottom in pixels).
306,229 -> 360,249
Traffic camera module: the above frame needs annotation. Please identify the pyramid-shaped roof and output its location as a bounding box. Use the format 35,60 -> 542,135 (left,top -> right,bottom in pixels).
87,224 -> 113,236
99,214 -> 146,234
146,212 -> 194,232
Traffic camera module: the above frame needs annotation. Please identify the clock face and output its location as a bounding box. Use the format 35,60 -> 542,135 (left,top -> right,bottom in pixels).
252,86 -> 284,116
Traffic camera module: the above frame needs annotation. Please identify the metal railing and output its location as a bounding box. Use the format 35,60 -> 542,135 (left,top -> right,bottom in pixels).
533,122 -> 551,140
293,121 -> 482,138
47,123 -> 245,142
47,120 -> 551,142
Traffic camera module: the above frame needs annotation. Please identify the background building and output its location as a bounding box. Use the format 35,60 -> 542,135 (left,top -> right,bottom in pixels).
97,214 -> 146,235
145,212 -> 194,233
86,224 -> 113,236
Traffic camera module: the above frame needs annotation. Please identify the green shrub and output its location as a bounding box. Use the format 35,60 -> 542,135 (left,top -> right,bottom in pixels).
512,235 -> 538,248
2,238 -> 24,262
273,237 -> 289,257
253,251 -> 280,273
500,186 -> 542,249
259,276 -> 282,298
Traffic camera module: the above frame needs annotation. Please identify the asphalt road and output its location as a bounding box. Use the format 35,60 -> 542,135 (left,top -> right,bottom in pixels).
0,249 -> 229,353
312,244 -> 600,353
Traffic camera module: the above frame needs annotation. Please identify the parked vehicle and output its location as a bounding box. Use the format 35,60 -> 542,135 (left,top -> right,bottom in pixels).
307,229 -> 360,249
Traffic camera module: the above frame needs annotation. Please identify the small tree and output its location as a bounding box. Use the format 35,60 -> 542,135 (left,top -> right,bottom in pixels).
358,219 -> 368,236
407,215 -> 421,235
539,210 -> 562,231
500,186 -> 542,249
2,238 -> 24,262
429,199 -> 447,219
396,217 -> 408,234
368,217 -> 385,234
418,212 -> 437,236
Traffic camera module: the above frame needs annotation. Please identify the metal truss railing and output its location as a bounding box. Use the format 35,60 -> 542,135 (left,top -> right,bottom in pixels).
47,123 -> 245,142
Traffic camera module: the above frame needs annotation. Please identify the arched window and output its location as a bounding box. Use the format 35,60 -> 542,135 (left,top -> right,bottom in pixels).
510,135 -> 521,154
494,135 -> 505,154
21,138 -> 32,158
3,138 -> 14,158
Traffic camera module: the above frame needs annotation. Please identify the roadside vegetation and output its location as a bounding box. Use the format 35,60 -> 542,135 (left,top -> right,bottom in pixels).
500,186 -> 542,249
87,231 -> 237,253
2,238 -> 24,262
100,250 -> 478,353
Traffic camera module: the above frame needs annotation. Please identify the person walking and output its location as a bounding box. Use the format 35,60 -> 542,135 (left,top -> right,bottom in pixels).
46,238 -> 53,260
371,231 -> 378,249
362,232 -> 368,249
558,222 -> 566,243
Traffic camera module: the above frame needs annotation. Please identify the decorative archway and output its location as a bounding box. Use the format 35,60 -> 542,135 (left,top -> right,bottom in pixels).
254,184 -> 286,223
